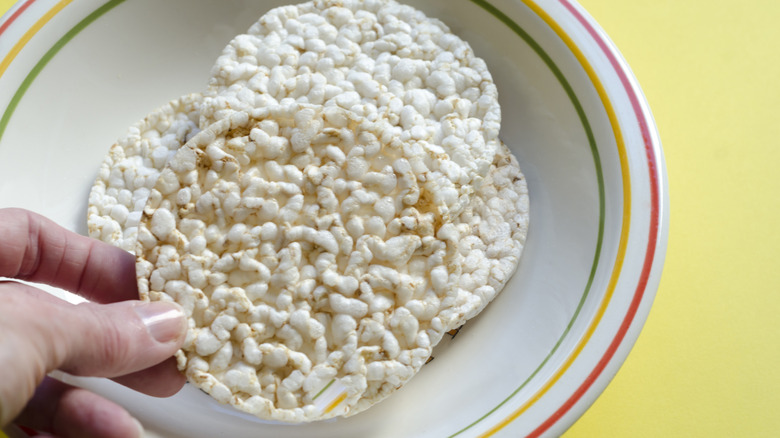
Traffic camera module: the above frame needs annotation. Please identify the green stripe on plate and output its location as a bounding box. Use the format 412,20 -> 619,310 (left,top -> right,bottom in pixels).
312,378 -> 336,401
0,0 -> 126,143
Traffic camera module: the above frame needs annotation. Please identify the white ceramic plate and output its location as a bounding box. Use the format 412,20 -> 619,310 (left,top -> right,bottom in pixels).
0,0 -> 668,436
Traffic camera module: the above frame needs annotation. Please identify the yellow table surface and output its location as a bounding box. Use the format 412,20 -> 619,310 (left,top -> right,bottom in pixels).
566,0 -> 780,437
2,0 -> 779,437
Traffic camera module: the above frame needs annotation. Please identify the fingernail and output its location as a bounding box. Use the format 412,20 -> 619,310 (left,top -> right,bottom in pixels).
133,417 -> 145,438
134,302 -> 186,343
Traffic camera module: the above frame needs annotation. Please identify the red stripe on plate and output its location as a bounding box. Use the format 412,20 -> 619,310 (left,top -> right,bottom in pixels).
0,0 -> 37,37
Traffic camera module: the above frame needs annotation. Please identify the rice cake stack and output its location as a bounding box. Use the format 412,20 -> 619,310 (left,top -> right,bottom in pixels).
87,0 -> 528,423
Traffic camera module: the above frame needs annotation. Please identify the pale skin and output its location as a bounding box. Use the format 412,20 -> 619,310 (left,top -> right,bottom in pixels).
0,208 -> 188,438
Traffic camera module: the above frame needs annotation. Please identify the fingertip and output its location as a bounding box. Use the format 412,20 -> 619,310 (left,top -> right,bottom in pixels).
133,301 -> 188,346
60,300 -> 186,378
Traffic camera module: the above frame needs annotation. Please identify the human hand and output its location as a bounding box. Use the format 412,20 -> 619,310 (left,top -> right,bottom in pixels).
0,208 -> 188,438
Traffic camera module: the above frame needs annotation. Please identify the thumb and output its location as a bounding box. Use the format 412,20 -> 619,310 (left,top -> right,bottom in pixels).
54,300 -> 187,378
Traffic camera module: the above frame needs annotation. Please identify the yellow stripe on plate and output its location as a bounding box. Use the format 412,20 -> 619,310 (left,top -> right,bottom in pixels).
324,392 -> 348,414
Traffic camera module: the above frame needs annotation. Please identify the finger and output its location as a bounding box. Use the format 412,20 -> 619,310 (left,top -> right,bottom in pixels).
0,208 -> 138,303
4,281 -> 186,378
15,377 -> 144,438
59,300 -> 187,378
111,358 -> 186,397
0,283 -> 186,425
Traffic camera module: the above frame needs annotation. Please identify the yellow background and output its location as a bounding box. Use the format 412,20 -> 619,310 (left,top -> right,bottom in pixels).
566,0 -> 780,437
2,0 -> 779,437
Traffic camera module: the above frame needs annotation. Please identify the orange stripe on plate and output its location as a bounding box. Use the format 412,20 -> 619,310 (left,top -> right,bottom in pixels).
0,0 -> 72,80
324,392 -> 347,414
478,0 -> 632,436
